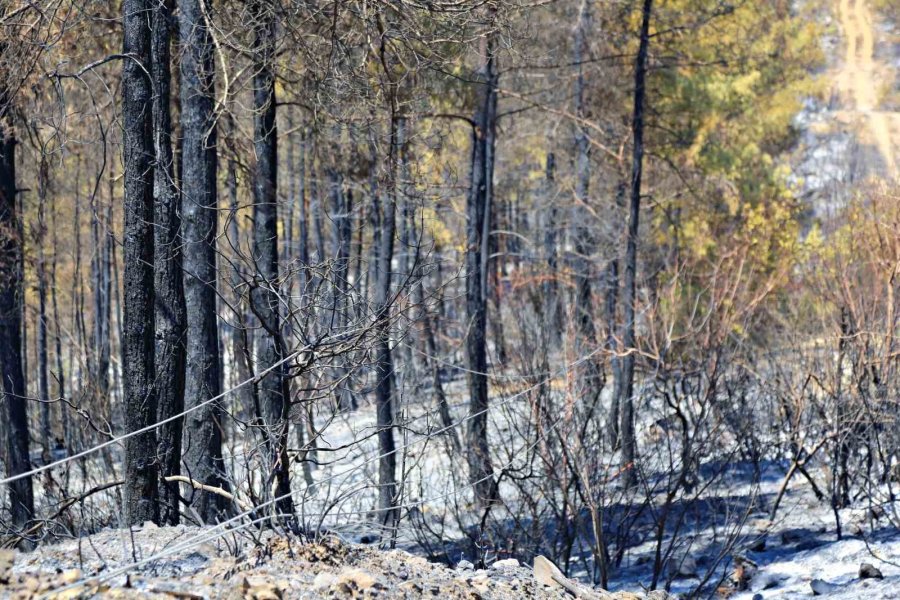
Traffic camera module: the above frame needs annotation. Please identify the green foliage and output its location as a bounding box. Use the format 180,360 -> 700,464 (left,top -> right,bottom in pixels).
640,0 -> 825,354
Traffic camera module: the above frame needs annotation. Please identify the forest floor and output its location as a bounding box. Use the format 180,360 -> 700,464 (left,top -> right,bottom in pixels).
4,458 -> 900,599
1,526 -> 678,599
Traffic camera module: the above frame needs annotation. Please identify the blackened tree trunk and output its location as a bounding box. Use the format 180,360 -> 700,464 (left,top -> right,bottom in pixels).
122,0 -> 159,526
70,163 -> 84,452
311,153 -> 327,266
297,124 -> 310,294
250,0 -> 294,518
284,111 -> 296,276
50,190 -> 67,447
541,153 -> 563,341
605,181 -> 625,447
465,31 -> 499,508
329,167 -> 356,411
0,86 -> 33,535
152,0 -> 187,526
180,0 -> 226,521
224,116 -> 254,417
417,254 -> 459,452
91,192 -> 111,407
571,0 -> 605,438
620,0 -> 653,488
36,156 -> 51,457
374,111 -> 403,536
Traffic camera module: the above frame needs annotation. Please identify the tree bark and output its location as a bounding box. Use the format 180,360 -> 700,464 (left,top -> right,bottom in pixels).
36,156 -> 51,457
620,0 -> 653,488
152,0 -> 187,526
374,112 -> 403,536
223,117 -> 255,420
91,186 -> 111,409
541,153 -> 563,341
0,84 -> 34,536
50,189 -> 67,448
122,0 -> 159,526
329,167 -> 356,411
465,29 -> 499,508
180,0 -> 226,522
297,124 -> 310,294
606,182 -> 625,447
250,0 -> 294,518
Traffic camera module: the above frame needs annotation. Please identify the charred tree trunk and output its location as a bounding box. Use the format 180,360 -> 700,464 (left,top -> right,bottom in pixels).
70,162 -> 85,451
36,157 -> 51,457
606,182 -> 625,447
122,0 -> 159,526
224,118 -> 254,419
374,108 -> 405,537
50,189 -> 67,447
541,153 -> 563,342
418,255 -> 459,452
250,0 -> 294,518
0,85 -> 34,536
91,188 -> 111,408
465,30 -> 499,508
329,168 -> 356,411
311,152 -> 327,266
619,0 -> 653,488
152,0 -> 187,526
180,0 -> 226,521
297,125 -> 310,294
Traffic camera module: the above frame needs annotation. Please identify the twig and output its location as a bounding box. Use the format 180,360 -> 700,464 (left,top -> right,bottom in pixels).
165,476 -> 252,512
1,480 -> 124,549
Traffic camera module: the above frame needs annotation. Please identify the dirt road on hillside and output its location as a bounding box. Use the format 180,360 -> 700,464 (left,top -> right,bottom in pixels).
837,0 -> 899,179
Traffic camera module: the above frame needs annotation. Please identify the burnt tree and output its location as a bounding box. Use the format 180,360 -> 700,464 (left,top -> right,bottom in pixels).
181,0 -> 226,521
152,0 -> 187,526
122,0 -> 159,526
0,84 -> 33,536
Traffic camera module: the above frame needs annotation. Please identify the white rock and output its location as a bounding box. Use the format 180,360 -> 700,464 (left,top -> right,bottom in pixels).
456,560 -> 474,570
492,558 -> 520,569
312,572 -> 336,589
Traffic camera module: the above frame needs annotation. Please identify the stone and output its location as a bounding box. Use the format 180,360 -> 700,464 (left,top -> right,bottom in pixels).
312,572 -> 335,589
456,560 -> 474,571
859,562 -> 884,580
399,581 -> 422,594
239,576 -> 283,600
810,579 -> 838,595
60,569 -> 82,585
334,568 -> 377,591
491,558 -> 520,569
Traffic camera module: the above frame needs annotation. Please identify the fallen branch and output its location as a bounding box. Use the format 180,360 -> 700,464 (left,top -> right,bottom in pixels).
165,476 -> 252,512
534,555 -> 612,600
